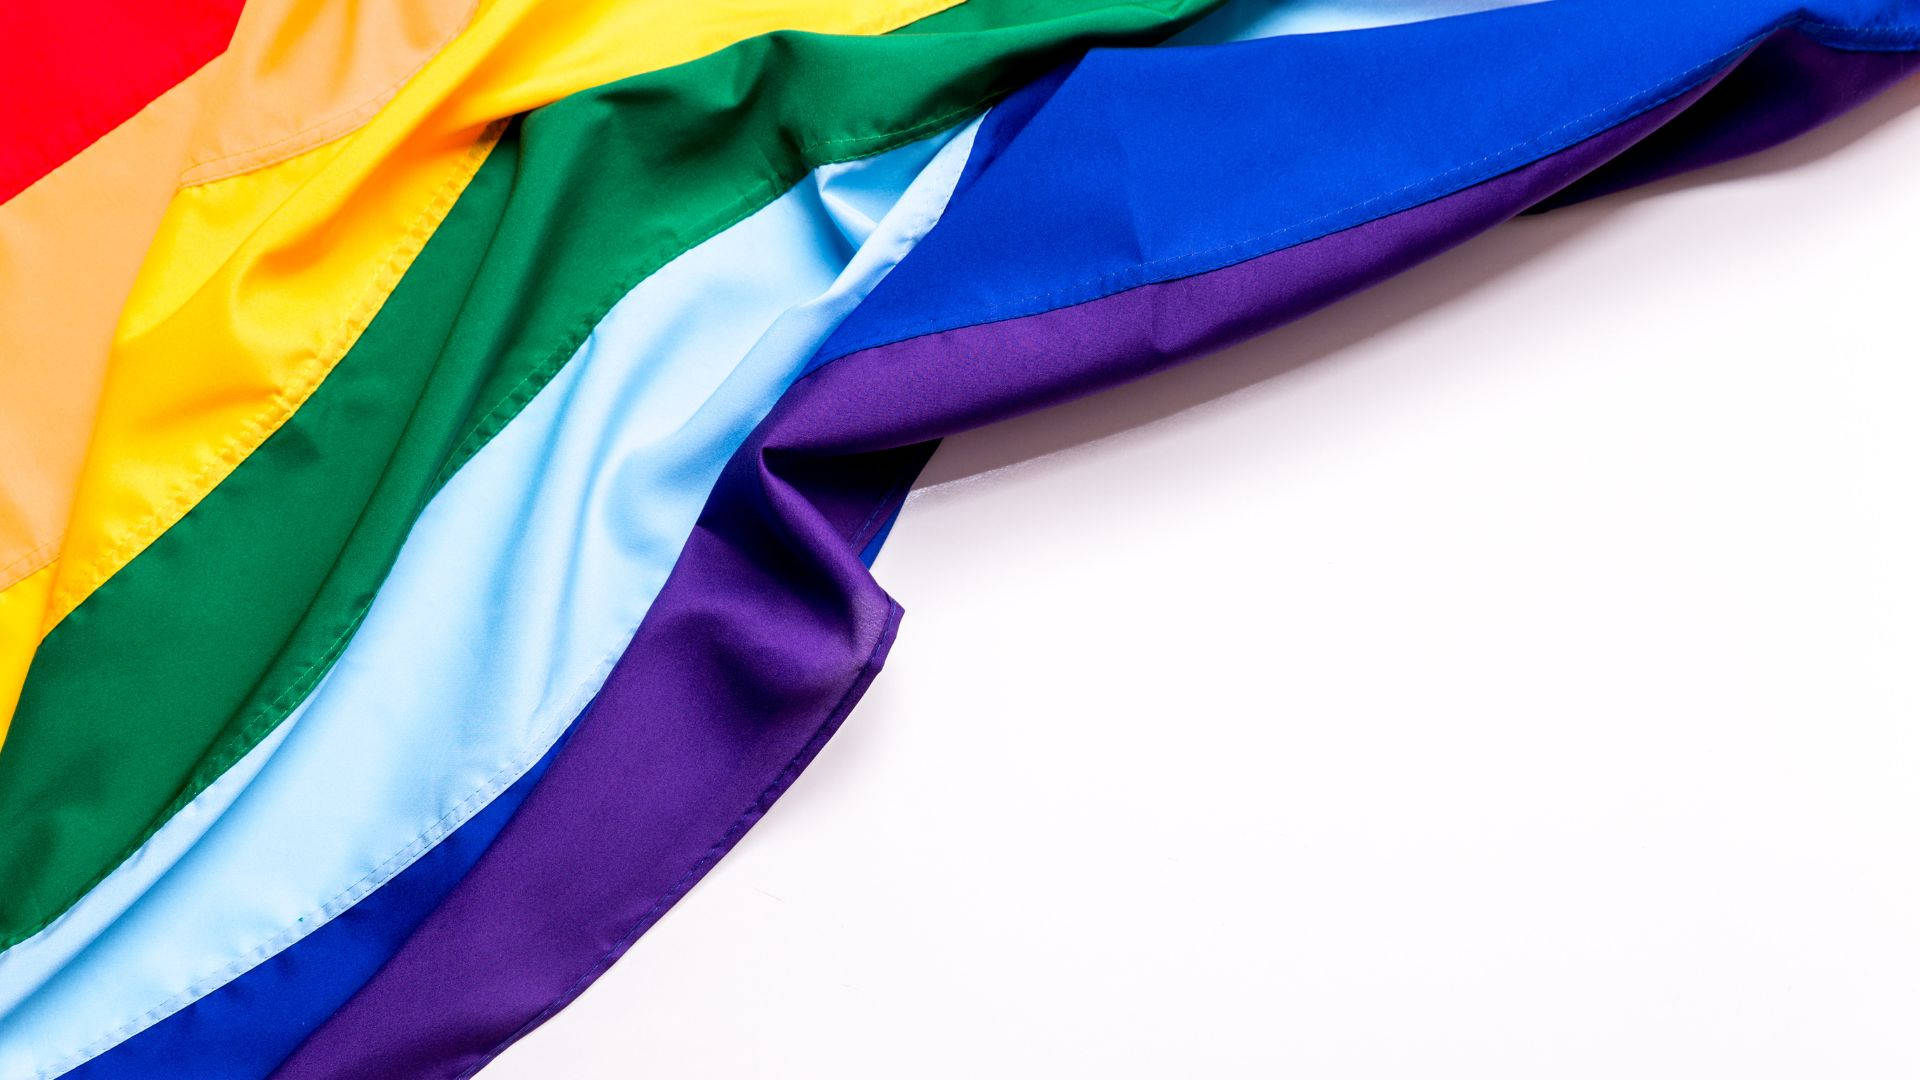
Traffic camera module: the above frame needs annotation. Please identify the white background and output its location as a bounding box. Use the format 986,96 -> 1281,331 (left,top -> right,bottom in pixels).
489,69 -> 1920,1080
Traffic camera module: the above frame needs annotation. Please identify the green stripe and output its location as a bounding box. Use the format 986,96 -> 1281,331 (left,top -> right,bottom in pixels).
0,0 -> 1219,948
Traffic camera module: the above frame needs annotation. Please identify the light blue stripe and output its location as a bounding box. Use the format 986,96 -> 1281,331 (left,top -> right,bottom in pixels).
0,123 -> 981,1080
1170,0 -> 1541,43
0,3 -> 1548,1075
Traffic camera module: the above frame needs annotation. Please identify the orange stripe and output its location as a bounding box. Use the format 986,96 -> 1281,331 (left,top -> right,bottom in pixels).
0,0 -> 481,593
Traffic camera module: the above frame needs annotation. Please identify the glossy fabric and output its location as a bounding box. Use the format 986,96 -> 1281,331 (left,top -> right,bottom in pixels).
0,0 -> 958,739
282,3 -> 1920,1076
10,8 -> 1484,1074
0,0 -> 482,602
0,0 -> 242,204
0,0 -> 1225,953
0,125 -> 976,1080
50,730 -> 571,1080
816,0 -> 1920,365
0,70 -> 203,617
175,0 -> 483,184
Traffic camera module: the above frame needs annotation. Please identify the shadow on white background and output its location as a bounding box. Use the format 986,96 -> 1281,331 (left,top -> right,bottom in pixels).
488,73 -> 1920,1080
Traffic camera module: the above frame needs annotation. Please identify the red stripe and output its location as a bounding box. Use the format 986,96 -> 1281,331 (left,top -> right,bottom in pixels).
0,0 -> 245,204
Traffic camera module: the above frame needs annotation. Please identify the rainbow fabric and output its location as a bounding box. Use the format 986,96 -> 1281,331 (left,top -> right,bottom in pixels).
0,0 -> 1914,1075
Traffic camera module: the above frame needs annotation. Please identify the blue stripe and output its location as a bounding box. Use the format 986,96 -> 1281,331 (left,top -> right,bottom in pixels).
814,0 -> 1920,371
58,727 -> 571,1080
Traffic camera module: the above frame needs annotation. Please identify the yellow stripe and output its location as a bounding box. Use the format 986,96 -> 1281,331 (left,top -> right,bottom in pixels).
0,0 -> 959,742
0,67 -> 211,596
0,567 -> 51,728
0,0 -> 482,595
178,0 -> 483,185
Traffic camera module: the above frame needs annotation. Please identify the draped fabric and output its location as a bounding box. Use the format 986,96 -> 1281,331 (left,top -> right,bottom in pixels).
8,124 -> 984,1080
0,1 -> 245,203
0,0 -> 1217,955
0,0 -> 1912,1076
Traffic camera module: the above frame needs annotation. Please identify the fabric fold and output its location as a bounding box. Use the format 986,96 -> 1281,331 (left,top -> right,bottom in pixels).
0,0 -> 965,741
273,3 -> 1918,1076
0,0 -> 482,607
0,1 -> 242,204
0,0 -> 1222,955
0,121 -> 980,1080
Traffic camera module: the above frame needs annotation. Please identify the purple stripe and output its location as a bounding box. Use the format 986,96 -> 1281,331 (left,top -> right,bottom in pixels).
1538,28 -> 1920,210
272,32 -> 1914,1080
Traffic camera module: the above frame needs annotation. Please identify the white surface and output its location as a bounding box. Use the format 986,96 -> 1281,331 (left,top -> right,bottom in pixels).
0,128 -> 984,1080
486,77 -> 1920,1079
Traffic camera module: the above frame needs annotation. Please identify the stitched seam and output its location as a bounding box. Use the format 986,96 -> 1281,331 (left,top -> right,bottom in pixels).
14,0 -> 1895,960
18,5 -> 947,619
22,81 -> 978,1067
178,0 -> 484,185
1800,19 -> 1920,40
424,0 -> 1208,478
432,93 -> 1001,489
828,15 -> 1920,363
853,475 -> 913,545
26,629 -> 631,1080
455,602 -> 904,1080
36,125 -> 503,641
11,0 -> 1176,1049
14,75 -> 983,1059
0,125 -> 506,956
175,0 -> 962,188
1,4 -> 956,606
395,11 -> 1920,1075
0,0 -> 962,603
11,61 -> 988,959
0,60 -> 211,199
179,98 -> 395,188
0,540 -> 60,588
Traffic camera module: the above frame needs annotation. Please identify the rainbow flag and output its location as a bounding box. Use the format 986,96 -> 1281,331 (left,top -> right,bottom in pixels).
0,0 -> 1914,1075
